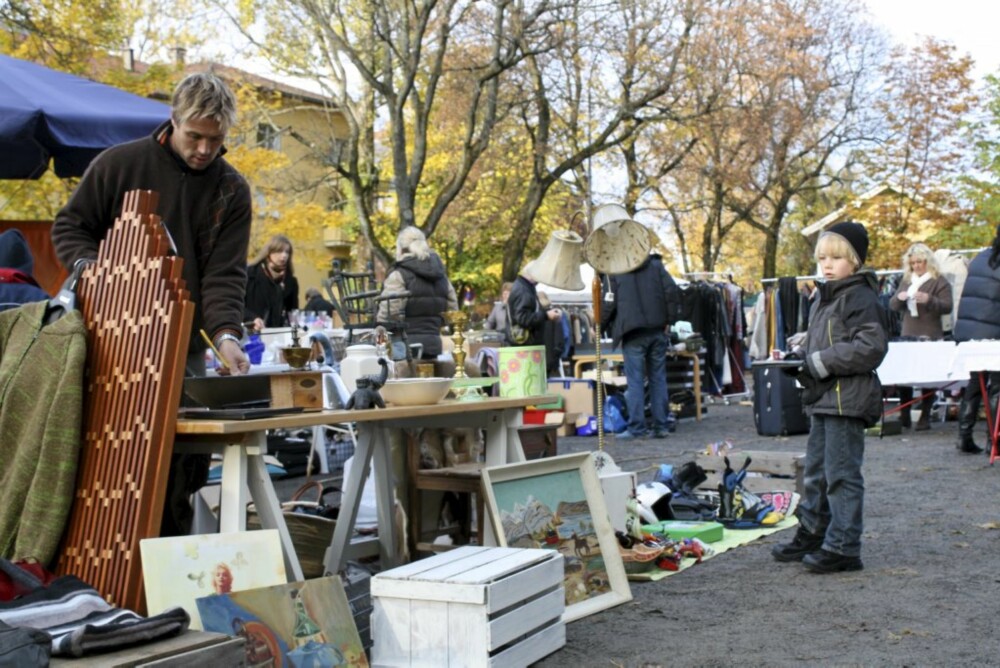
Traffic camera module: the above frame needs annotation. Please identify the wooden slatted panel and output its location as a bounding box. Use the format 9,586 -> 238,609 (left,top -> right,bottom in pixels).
55,189 -> 194,612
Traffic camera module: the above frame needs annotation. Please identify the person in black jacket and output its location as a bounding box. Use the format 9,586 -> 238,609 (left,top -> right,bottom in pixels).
245,234 -> 299,331
951,226 -> 1000,454
376,226 -> 457,359
600,253 -> 680,439
508,264 -> 562,355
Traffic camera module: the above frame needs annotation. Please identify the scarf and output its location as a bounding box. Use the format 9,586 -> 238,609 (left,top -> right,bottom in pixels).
907,271 -> 932,317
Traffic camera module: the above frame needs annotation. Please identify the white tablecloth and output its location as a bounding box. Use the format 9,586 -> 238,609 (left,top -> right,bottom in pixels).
877,341 -> 963,387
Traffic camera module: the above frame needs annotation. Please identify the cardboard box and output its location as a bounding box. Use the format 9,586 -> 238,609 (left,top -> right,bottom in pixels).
558,412 -> 579,437
546,378 -> 596,416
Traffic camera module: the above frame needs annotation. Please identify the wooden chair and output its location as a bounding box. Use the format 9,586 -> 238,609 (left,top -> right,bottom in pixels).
322,259 -> 418,361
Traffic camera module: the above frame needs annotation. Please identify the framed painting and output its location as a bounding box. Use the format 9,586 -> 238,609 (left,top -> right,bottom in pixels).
140,530 -> 287,630
197,575 -> 369,667
481,451 -> 632,622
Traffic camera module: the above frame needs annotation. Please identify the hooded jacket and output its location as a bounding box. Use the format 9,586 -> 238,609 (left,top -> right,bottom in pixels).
0,229 -> 50,311
377,252 -> 457,357
798,269 -> 888,426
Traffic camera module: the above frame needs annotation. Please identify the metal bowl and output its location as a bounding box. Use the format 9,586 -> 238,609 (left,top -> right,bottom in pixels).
379,377 -> 454,406
281,346 -> 312,369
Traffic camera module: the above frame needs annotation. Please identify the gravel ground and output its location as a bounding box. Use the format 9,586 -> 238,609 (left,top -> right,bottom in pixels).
276,397 -> 1000,667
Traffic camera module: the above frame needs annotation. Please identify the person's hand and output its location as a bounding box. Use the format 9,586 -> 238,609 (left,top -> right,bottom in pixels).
897,290 -> 909,301
547,308 -> 561,321
216,339 -> 251,375
780,351 -> 805,377
913,292 -> 928,305
252,317 -> 265,333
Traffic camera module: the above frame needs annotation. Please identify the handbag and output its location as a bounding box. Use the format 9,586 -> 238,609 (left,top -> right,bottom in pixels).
247,481 -> 338,578
505,303 -> 531,345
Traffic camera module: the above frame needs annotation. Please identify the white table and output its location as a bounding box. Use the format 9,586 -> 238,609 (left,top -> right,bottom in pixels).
175,394 -> 555,579
949,341 -> 1000,464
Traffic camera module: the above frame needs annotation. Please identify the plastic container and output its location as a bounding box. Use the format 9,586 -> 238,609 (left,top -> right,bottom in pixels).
245,334 -> 265,365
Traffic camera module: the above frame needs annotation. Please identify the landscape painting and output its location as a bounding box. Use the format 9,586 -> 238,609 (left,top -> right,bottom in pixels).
482,452 -> 631,622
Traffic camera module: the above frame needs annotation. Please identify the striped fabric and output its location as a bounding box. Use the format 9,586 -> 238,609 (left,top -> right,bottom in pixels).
0,574 -> 188,657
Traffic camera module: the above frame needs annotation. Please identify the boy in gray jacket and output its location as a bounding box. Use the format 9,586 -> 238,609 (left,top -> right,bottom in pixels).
772,221 -> 888,573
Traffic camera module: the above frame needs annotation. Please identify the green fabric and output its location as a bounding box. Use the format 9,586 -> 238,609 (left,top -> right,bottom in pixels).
0,301 -> 86,564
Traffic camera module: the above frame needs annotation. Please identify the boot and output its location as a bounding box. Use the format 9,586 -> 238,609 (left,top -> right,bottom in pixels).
771,526 -> 824,562
914,394 -> 934,431
957,434 -> 984,455
802,548 -> 863,573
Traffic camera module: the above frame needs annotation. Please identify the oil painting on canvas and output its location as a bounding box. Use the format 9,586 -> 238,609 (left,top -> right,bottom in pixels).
140,529 -> 287,630
197,575 -> 369,667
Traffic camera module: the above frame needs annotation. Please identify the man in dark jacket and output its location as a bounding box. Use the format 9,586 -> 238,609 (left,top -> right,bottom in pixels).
601,253 -> 681,439
951,226 -> 1000,454
52,71 -> 253,377
0,229 -> 50,311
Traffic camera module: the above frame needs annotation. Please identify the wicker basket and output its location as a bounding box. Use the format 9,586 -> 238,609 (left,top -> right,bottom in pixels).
247,481 -> 337,578
618,542 -> 666,575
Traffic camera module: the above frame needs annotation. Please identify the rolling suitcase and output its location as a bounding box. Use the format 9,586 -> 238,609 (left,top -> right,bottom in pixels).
753,364 -> 810,436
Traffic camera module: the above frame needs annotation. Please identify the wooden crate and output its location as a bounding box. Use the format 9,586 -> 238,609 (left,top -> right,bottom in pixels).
269,370 -> 324,409
371,546 -> 565,667
696,450 -> 804,495
519,424 -> 558,460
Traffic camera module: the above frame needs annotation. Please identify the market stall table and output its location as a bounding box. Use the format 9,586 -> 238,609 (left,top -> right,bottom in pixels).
948,341 -> 1000,464
174,394 -> 555,580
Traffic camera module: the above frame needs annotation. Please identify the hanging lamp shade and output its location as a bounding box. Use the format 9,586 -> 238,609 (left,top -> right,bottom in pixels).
583,203 -> 651,275
522,230 -> 585,291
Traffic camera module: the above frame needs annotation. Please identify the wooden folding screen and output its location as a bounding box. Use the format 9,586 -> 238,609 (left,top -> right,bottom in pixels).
56,189 -> 194,611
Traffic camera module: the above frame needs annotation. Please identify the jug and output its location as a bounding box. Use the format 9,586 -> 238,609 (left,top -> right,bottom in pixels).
339,344 -> 381,394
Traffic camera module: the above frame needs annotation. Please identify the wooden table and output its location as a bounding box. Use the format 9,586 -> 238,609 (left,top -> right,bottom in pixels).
175,394 -> 556,578
571,350 -> 702,421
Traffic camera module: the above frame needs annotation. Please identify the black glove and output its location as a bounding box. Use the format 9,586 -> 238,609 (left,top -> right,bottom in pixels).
780,351 -> 805,377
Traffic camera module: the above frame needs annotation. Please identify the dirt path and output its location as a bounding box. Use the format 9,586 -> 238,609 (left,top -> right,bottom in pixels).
536,400 -> 1000,667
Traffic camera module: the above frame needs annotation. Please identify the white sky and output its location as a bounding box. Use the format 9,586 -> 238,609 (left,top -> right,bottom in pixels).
863,0 -> 1000,79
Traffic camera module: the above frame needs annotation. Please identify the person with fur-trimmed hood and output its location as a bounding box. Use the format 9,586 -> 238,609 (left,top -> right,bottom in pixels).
377,226 -> 457,359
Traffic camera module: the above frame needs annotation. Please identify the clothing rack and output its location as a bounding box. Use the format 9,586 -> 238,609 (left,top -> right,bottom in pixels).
683,271 -> 733,281
760,269 -> 901,285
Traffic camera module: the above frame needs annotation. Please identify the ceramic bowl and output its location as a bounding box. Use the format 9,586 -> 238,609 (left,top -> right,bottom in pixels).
281,346 -> 312,369
379,377 -> 454,406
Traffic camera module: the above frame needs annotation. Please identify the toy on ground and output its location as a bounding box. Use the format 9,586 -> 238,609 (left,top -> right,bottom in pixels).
716,456 -> 784,528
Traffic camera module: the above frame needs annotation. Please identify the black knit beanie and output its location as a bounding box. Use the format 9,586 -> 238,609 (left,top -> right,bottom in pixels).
825,221 -> 868,266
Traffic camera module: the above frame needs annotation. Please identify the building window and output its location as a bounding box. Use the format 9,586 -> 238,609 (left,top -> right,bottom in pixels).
257,124 -> 281,151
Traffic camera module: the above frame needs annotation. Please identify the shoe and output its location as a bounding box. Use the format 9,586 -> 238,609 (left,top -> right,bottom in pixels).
653,430 -> 669,438
771,526 -> 824,562
802,548 -> 863,573
899,411 -> 911,429
615,430 -> 646,440
957,435 -> 984,455
914,411 -> 930,431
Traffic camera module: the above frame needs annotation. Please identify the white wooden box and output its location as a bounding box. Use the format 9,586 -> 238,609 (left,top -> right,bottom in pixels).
370,545 -> 565,667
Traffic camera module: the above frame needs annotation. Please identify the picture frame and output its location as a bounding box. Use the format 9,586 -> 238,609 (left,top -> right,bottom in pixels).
481,451 -> 632,622
140,530 -> 287,630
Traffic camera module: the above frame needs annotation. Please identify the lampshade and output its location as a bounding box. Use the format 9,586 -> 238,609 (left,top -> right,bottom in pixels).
583,203 -> 651,274
522,230 -> 585,291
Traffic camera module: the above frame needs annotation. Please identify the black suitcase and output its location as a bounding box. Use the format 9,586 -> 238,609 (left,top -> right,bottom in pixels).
752,364 -> 810,436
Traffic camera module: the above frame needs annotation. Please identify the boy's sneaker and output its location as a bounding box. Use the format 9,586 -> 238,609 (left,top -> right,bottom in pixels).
615,430 -> 646,440
802,548 -> 863,573
771,526 -> 824,562
653,430 -> 670,438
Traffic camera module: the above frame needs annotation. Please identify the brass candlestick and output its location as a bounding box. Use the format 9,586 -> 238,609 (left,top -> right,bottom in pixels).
443,310 -> 469,378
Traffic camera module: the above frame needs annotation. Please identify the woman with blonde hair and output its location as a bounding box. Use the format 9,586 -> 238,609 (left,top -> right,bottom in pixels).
888,242 -> 953,430
244,234 -> 299,331
377,226 -> 457,359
